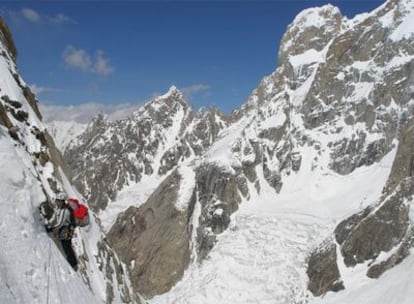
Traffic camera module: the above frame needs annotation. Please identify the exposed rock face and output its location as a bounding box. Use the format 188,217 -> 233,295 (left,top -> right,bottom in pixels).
106,171 -> 192,298
307,239 -> 344,297
0,18 -> 17,60
278,4 -> 345,66
0,18 -> 68,183
106,162 -> 248,298
95,240 -> 141,304
339,191 -> 410,267
194,164 -> 245,260
367,226 -> 414,279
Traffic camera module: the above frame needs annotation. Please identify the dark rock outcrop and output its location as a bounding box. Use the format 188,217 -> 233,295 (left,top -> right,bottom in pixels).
339,193 -> 409,267
107,171 -> 192,298
0,17 -> 17,60
307,239 -> 344,296
195,164 -> 244,260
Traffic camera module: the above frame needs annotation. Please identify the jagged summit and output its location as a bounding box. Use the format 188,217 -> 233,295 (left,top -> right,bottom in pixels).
291,4 -> 343,28
132,85 -> 188,120
278,3 -> 346,62
161,85 -> 182,98
152,85 -> 186,106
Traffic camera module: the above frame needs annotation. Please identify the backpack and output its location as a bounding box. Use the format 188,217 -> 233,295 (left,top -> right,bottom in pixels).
67,198 -> 90,227
39,201 -> 54,221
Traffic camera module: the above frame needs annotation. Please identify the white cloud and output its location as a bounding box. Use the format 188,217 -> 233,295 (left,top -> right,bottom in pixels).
21,8 -> 40,23
18,8 -> 75,25
40,102 -> 143,124
50,13 -> 77,25
62,46 -> 114,76
93,50 -> 114,76
30,84 -> 63,95
181,84 -> 211,99
62,45 -> 92,72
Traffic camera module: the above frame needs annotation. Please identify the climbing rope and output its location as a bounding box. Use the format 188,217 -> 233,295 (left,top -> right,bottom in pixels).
51,247 -> 63,304
46,240 -> 52,304
46,238 -> 63,304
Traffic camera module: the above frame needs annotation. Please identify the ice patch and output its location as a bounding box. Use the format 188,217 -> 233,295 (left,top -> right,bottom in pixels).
176,165 -> 196,211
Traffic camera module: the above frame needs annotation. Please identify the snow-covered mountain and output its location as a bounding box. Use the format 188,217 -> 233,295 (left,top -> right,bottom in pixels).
0,18 -> 141,304
3,0 -> 414,303
146,1 -> 414,302
65,0 -> 414,302
63,87 -> 229,220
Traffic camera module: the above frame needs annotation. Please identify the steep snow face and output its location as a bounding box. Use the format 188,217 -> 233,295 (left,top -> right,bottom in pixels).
0,20 -> 137,304
0,128 -> 104,304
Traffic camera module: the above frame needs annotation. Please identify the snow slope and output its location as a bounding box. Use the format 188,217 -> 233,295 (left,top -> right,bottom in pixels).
0,127 -> 100,304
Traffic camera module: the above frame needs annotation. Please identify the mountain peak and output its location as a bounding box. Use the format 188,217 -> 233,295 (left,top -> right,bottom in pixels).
278,3 -> 345,65
168,85 -> 179,93
156,85 -> 184,101
292,4 -> 343,28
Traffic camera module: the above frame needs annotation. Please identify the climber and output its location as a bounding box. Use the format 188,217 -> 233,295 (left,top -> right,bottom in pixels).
39,193 -> 86,271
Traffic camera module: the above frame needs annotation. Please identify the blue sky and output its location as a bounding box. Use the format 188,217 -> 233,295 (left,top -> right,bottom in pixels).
2,0 -> 384,116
